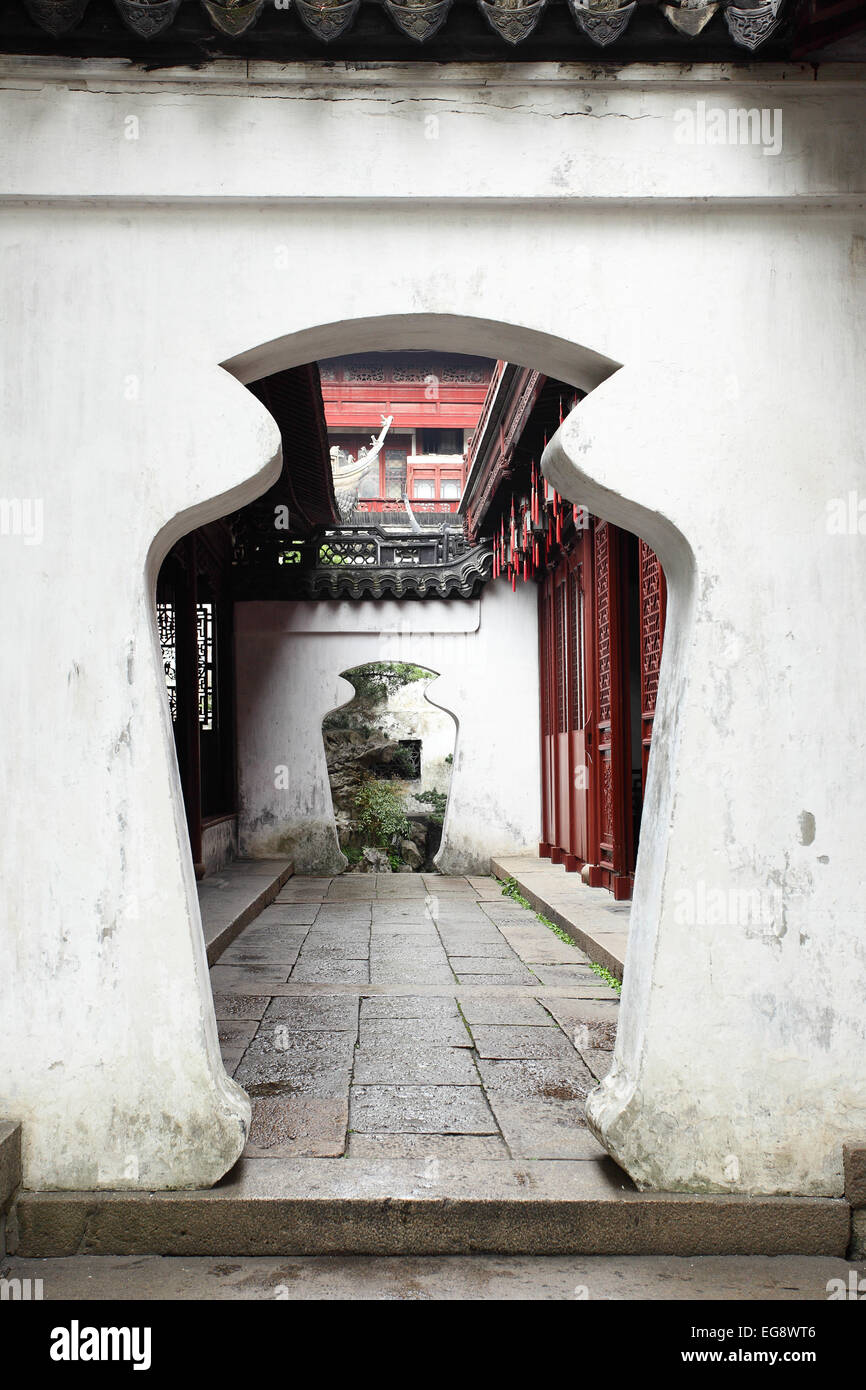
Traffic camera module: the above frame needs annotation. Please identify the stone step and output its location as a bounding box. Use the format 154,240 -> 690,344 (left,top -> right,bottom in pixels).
198,858 -> 294,966
11,1158 -> 850,1258
1,1120 -> 23,1258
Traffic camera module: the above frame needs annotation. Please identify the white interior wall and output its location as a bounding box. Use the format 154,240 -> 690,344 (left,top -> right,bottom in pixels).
235,584 -> 541,874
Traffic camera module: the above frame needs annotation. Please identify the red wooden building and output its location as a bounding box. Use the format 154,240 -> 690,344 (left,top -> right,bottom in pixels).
320,352 -> 494,512
462,362 -> 667,900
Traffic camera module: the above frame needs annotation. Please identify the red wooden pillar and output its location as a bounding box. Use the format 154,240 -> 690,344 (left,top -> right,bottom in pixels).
538,578 -> 554,858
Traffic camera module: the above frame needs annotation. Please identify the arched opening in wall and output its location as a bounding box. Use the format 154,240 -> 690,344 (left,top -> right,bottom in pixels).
151,315 -> 693,1181
322,662 -> 456,874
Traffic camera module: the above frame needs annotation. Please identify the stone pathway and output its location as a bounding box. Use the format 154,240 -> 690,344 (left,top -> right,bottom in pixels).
211,873 -> 620,1162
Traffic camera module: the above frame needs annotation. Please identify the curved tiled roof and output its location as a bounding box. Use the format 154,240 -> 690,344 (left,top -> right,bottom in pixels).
15,0 -> 792,54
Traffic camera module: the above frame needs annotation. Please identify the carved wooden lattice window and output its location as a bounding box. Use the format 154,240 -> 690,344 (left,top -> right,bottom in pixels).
595,522 -> 611,728
197,601 -> 216,732
569,569 -> 586,730
319,541 -> 377,567
392,364 -> 430,382
343,362 -> 385,383
385,449 -> 407,500
442,365 -> 486,383
639,539 -> 663,718
157,601 -> 177,723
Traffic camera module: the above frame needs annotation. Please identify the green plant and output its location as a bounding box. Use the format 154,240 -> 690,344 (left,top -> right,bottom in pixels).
501,876 -> 532,909
590,962 -> 622,994
387,850 -> 403,872
354,778 -> 410,848
343,845 -> 363,866
444,753 -> 453,765
345,661 -> 431,703
392,744 -> 419,779
500,877 -> 622,994
414,788 -> 448,823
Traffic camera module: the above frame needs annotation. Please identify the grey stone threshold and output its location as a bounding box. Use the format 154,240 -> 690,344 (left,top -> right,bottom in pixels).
198,858 -> 294,966
11,1157 -> 850,1259
491,854 -> 630,979
212,982 -> 618,998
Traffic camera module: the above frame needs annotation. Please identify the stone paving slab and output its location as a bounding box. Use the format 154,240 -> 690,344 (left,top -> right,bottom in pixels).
485,1096 -> 609,1161
542,997 -> 622,1030
238,924 -> 311,945
219,942 -> 303,967
212,993 -> 271,1021
235,1032 -> 355,1097
531,965 -> 610,988
451,956 -> 526,975
370,923 -> 437,936
350,1085 -> 498,1135
257,905 -> 320,925
454,970 -> 538,987
360,1018 -> 472,1048
470,1026 -> 580,1061
297,943 -> 370,962
369,944 -> 448,961
210,965 -> 289,992
290,960 -> 369,984
304,929 -> 370,943
458,996 -> 554,1027
437,940 -> 518,958
217,1020 -> 258,1074
347,1133 -> 510,1161
584,1049 -> 614,1081
477,1058 -> 596,1101
246,1097 -> 349,1158
499,932 -> 590,965
353,1045 -> 479,1085
370,966 -> 455,985
360,995 -> 463,1020
263,996 -> 360,1031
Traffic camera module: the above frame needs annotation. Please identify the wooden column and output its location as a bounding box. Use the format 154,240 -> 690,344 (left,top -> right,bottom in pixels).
177,534 -> 203,876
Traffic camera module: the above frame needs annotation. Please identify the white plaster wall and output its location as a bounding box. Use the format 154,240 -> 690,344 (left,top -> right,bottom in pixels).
0,59 -> 862,1192
235,586 -> 541,874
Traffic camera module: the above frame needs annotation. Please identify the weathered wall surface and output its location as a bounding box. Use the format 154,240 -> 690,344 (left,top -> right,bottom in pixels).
0,59 -> 863,1191
235,586 -> 541,874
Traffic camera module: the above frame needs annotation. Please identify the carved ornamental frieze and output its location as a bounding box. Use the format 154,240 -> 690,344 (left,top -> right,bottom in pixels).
20,0 -> 789,50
